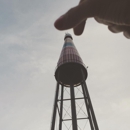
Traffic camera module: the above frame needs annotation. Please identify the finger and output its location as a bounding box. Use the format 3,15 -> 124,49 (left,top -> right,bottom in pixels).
54,0 -> 99,30
73,0 -> 87,36
79,0 -> 86,4
108,25 -> 130,39
123,31 -> 130,39
108,25 -> 130,33
73,20 -> 87,35
94,17 -> 114,26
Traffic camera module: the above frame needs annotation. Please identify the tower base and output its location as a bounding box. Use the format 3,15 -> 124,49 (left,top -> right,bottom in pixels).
51,81 -> 99,130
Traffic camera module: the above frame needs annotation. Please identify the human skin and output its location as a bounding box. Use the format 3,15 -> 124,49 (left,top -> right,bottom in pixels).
54,0 -> 130,39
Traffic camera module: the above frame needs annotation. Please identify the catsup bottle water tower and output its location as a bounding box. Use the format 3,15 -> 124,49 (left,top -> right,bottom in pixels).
51,34 -> 99,130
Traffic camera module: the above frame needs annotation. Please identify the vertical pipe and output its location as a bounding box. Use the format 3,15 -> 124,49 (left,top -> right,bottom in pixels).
70,85 -> 78,130
59,85 -> 64,130
81,84 -> 94,130
51,82 -> 59,130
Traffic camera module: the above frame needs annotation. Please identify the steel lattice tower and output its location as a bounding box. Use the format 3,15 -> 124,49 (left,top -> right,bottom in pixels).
51,34 -> 99,130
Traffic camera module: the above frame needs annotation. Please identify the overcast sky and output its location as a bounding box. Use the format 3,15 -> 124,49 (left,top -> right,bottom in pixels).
0,0 -> 130,130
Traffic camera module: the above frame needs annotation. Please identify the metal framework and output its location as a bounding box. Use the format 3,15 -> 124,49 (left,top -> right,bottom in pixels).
50,73 -> 99,130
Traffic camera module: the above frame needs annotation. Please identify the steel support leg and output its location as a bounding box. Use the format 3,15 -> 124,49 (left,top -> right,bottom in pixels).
70,85 -> 78,130
83,82 -> 99,130
59,85 -> 64,130
81,69 -> 99,130
81,84 -> 94,130
51,82 -> 59,130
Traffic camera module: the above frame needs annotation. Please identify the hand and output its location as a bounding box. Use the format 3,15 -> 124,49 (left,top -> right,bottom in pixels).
54,0 -> 130,39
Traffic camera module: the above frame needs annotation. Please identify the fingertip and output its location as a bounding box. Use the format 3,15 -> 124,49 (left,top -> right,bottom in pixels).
73,30 -> 82,36
54,15 -> 65,30
73,26 -> 83,35
73,20 -> 86,35
123,31 -> 130,39
108,26 -> 122,33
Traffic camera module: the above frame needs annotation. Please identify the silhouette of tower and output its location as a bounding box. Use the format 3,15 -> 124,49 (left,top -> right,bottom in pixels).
51,34 -> 99,130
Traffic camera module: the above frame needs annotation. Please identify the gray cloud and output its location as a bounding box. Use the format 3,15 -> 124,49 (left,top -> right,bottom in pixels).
0,0 -> 130,130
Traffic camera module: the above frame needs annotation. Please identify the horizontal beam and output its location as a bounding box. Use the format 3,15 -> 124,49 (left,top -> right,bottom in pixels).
63,117 -> 89,121
58,97 -> 87,101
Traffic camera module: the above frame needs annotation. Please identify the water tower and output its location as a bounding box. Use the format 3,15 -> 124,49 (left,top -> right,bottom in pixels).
51,34 -> 99,130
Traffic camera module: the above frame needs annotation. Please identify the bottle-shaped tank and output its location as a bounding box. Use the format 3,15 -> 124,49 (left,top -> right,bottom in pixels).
55,34 -> 87,87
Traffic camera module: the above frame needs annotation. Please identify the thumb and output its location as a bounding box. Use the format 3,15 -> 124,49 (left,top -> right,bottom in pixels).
54,0 -> 98,30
